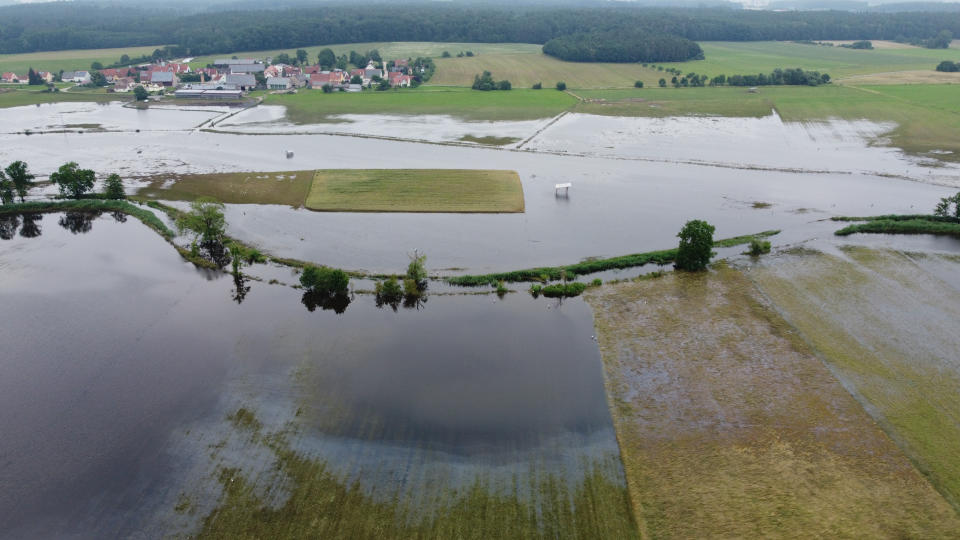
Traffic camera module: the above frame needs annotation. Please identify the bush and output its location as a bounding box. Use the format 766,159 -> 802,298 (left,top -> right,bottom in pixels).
532,82 -> 542,89
406,251 -> 427,288
936,60 -> 960,72
496,281 -> 508,296
375,275 -> 403,302
748,239 -> 771,256
675,219 -> 715,271
300,265 -> 350,295
556,81 -> 566,91
497,80 -> 511,90
529,284 -> 542,297
634,80 -> 644,88
541,282 -> 586,298
591,278 -> 603,286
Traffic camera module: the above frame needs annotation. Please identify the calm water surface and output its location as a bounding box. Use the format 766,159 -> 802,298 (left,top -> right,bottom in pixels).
0,213 -> 626,538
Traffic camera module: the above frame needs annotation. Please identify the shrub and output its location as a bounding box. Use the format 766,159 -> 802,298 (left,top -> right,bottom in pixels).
936,61 -> 960,72
406,251 -> 428,288
634,80 -> 644,88
541,282 -> 586,298
532,82 -> 542,89
300,265 -> 349,295
496,281 -> 508,296
675,219 -> 715,271
497,80 -> 512,90
529,284 -> 542,297
375,275 -> 403,302
748,239 -> 771,256
556,81 -> 567,91
592,278 -> 602,286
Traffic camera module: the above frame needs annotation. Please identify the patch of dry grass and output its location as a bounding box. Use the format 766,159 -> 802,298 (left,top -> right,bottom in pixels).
586,264 -> 960,537
135,171 -> 315,207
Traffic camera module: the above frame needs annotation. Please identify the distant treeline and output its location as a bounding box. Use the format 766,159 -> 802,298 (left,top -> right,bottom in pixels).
1,4 -> 959,56
662,67 -> 830,87
936,60 -> 960,71
542,30 -> 703,63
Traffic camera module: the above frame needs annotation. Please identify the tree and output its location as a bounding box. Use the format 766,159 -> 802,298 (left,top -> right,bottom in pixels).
350,74 -> 363,84
300,265 -> 349,295
89,71 -> 107,87
934,192 -> 960,218
317,48 -> 336,69
296,49 -> 308,64
376,79 -> 391,91
177,198 -> 229,265
472,71 -> 497,90
321,83 -> 333,93
27,68 -> 42,85
5,161 -> 35,203
497,79 -> 512,90
134,85 -> 149,101
659,78 -> 666,87
556,81 -> 566,90
441,51 -> 451,58
336,55 -> 348,70
103,173 -> 125,199
90,61 -> 103,70
675,220 -> 715,271
532,81 -> 542,89
634,80 -> 644,88
936,60 -> 960,72
406,251 -> 427,288
0,171 -> 13,205
369,49 -> 382,63
120,54 -> 130,65
50,162 -> 96,199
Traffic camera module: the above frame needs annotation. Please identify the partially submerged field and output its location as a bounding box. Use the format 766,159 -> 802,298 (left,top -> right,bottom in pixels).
136,169 -> 525,213
750,247 -> 960,510
262,87 -> 576,122
586,263 -> 960,537
0,86 -> 120,109
306,169 -> 524,213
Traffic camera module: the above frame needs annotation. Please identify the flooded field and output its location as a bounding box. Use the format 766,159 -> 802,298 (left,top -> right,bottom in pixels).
0,213 -> 635,538
2,101 -> 957,274
586,261 -> 960,537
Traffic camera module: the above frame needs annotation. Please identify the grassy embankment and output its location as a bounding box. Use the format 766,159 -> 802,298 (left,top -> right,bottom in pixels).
195,408 -> 638,539
833,214 -> 960,237
0,45 -> 165,75
0,199 -> 172,237
750,247 -> 960,511
447,230 -> 780,286
586,262 -> 960,537
262,86 -> 576,123
137,169 -> 525,213
306,169 -> 523,213
0,85 -> 121,109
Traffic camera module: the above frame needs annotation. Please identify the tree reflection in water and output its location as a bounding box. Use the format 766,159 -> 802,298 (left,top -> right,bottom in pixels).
110,211 -> 127,223
301,291 -> 351,314
231,273 -> 251,304
19,213 -> 42,238
0,215 -> 20,240
58,212 -> 99,235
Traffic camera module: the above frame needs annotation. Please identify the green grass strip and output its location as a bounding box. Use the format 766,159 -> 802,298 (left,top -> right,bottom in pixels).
0,199 -> 174,238
447,230 -> 780,286
832,214 -> 960,224
835,218 -> 960,238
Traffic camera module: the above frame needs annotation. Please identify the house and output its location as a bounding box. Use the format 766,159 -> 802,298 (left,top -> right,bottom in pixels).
144,71 -> 178,87
99,68 -> 135,83
111,77 -> 136,92
303,65 -> 321,75
230,64 -> 265,74
363,62 -> 383,81
394,59 -> 409,69
1,72 -> 22,83
225,73 -> 257,90
388,73 -> 413,88
284,66 -> 302,77
37,71 -> 54,83
266,77 -> 291,90
309,71 -> 347,89
71,71 -> 92,84
264,65 -> 284,78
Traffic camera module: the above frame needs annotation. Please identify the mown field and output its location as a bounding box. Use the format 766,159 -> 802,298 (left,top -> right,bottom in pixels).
0,45 -> 165,76
586,263 -> 960,538
306,169 -> 524,213
750,247 -> 960,512
430,53 -> 663,89
262,87 -> 576,122
136,171 -> 314,206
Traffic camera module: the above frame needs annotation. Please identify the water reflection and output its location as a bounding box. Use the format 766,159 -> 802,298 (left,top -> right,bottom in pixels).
19,213 -> 42,238
231,273 -> 251,304
58,211 -> 98,234
0,214 -> 20,240
110,210 -> 127,223
301,290 -> 351,314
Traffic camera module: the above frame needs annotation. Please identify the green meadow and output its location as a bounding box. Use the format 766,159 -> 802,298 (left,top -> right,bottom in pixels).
0,45 -> 165,75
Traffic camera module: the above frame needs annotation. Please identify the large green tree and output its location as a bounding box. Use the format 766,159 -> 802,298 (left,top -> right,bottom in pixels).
50,162 -> 96,199
0,171 -> 13,205
675,219 -> 715,271
317,48 -> 336,69
4,161 -> 35,203
103,173 -> 125,199
176,197 -> 227,249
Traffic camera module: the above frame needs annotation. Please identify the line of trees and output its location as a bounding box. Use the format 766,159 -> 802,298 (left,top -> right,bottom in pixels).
542,30 -> 704,63
936,60 -> 960,71
1,4 -> 957,56
471,71 -> 511,91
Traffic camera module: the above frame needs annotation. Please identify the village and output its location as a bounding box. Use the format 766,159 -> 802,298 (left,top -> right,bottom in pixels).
1,51 -> 427,100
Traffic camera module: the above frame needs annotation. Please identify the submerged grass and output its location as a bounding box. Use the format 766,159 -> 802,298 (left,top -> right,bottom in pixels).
750,248 -> 960,512
198,408 -> 638,539
136,171 -> 315,207
448,230 -> 779,286
832,214 -> 960,238
0,199 -> 173,238
586,262 -> 960,537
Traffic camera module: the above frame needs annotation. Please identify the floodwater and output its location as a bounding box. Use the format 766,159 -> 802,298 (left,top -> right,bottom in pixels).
1,101 -> 958,274
0,213 -> 628,538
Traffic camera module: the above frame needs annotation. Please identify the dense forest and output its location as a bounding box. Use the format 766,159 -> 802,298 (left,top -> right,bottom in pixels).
0,3 -> 959,57
543,30 -> 703,62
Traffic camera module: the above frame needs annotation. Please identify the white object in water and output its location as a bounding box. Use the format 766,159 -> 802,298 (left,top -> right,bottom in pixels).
555,182 -> 571,196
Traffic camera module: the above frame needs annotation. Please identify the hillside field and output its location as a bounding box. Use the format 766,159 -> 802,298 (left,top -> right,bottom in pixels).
0,45 -> 165,76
